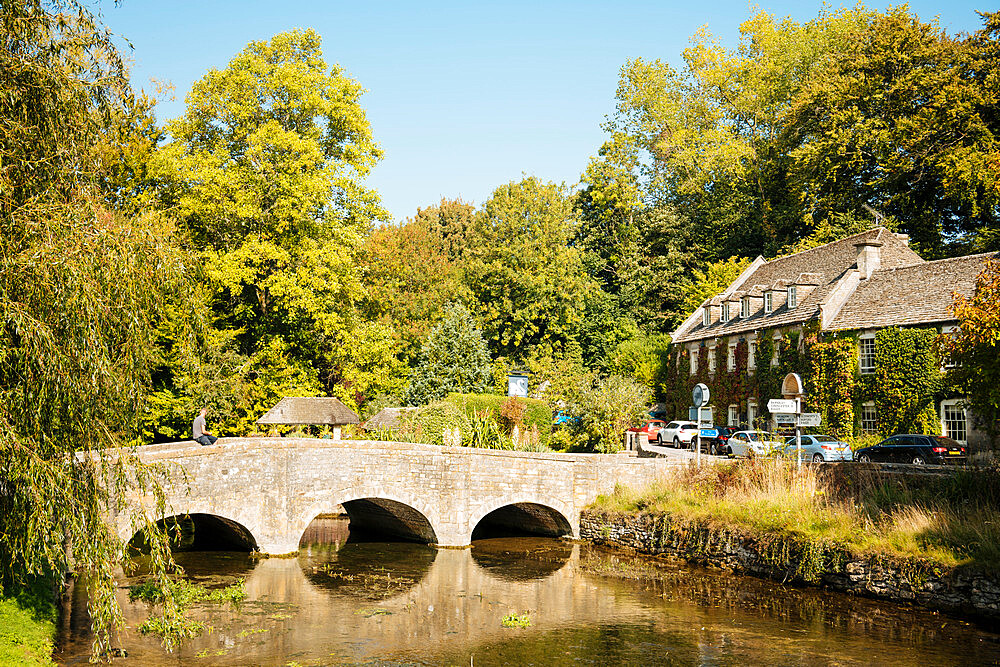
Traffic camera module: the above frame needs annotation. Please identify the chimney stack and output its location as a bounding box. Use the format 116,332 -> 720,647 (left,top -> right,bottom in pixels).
854,240 -> 883,280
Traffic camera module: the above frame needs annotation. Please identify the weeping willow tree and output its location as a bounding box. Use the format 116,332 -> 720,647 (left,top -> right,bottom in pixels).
1,0 -> 191,656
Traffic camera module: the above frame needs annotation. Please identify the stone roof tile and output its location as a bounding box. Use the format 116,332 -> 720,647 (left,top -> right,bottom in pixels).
827,252 -> 998,330
673,227 -> 924,344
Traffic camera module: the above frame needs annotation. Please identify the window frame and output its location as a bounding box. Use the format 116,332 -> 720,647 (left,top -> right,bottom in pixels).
708,346 -> 717,372
788,285 -> 798,309
727,342 -> 737,371
940,399 -> 968,444
741,297 -> 749,318
860,401 -> 877,434
728,405 -> 739,427
748,340 -> 756,371
721,303 -> 730,322
703,308 -> 710,326
859,334 -> 876,375
764,292 -> 772,313
690,348 -> 699,375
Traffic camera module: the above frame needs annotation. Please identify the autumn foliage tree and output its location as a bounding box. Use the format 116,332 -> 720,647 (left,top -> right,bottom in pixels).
939,258 -> 1000,447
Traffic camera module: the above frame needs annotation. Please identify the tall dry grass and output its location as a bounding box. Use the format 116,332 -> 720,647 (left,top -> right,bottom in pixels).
594,459 -> 1000,569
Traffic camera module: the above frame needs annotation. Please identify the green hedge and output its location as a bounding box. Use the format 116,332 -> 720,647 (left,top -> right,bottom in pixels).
446,393 -> 552,446
400,401 -> 470,446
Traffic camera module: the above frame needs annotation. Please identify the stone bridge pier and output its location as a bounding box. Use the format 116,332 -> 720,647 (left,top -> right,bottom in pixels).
113,438 -> 674,554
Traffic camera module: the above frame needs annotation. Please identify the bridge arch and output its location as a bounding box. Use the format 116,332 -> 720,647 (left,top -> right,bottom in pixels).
468,499 -> 574,541
294,489 -> 440,546
127,513 -> 258,552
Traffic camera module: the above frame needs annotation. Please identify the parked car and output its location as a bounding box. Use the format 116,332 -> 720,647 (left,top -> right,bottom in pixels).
711,426 -> 739,453
726,430 -> 784,458
782,434 -> 853,462
626,419 -> 667,441
657,421 -> 699,447
688,426 -> 729,455
854,434 -> 967,465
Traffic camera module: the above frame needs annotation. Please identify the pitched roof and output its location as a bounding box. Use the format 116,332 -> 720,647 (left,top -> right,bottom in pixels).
673,227 -> 923,344
256,397 -> 360,425
362,407 -> 417,431
827,252 -> 998,330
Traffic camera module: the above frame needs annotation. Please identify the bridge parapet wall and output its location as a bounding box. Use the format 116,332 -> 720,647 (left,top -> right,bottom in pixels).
119,438 -> 676,553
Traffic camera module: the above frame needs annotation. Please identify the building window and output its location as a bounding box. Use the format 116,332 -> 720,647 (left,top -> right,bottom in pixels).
941,400 -> 967,444
764,292 -> 772,313
727,342 -> 736,371
771,336 -> 781,367
703,308 -> 710,326
748,341 -> 756,371
690,348 -> 698,375
788,285 -> 798,309
941,325 -> 958,368
722,303 -> 730,322
747,400 -> 757,428
728,405 -> 739,427
861,402 -> 877,434
859,335 -> 876,375
741,297 -> 749,318
708,346 -> 716,372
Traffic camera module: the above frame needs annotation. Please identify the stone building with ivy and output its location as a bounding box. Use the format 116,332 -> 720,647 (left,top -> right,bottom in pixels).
668,227 -> 998,449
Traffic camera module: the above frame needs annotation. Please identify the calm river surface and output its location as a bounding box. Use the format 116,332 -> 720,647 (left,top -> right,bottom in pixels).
57,517 -> 1000,665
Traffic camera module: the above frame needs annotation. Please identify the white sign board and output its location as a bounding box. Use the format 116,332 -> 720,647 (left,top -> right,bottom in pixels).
767,398 -> 798,414
774,413 -> 796,424
799,413 -> 822,427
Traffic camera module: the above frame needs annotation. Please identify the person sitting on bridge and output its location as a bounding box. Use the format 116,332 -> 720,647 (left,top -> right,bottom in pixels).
192,407 -> 218,446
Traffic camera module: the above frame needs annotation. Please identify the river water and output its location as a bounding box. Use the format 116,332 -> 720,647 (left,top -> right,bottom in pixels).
57,517 -> 1000,665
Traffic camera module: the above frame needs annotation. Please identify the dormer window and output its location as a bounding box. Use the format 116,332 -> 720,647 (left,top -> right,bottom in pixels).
741,297 -> 750,318
788,285 -> 798,309
703,308 -> 710,326
764,292 -> 772,313
722,303 -> 730,322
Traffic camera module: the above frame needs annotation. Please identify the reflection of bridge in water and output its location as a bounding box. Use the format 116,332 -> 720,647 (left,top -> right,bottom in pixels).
113,438 -> 675,553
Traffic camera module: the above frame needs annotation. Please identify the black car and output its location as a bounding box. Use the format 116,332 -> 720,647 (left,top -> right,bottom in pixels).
854,434 -> 968,465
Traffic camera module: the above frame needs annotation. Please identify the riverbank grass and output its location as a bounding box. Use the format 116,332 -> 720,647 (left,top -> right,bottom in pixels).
0,592 -> 56,666
593,459 -> 1000,570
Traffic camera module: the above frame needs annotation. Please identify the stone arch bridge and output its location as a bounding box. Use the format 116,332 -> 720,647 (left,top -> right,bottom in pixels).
112,438 -> 675,554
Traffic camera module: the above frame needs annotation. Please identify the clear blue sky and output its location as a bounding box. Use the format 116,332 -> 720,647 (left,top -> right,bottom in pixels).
102,1 -> 988,223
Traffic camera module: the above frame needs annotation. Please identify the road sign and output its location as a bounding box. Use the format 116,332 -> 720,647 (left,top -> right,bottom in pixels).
774,413 -> 796,424
693,383 -> 710,408
799,413 -> 822,427
767,398 -> 798,413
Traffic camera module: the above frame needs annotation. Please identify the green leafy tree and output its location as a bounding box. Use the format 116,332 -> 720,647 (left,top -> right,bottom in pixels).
939,258 -> 1000,447
359,213 -> 469,365
154,29 -> 396,418
403,303 -> 492,405
680,257 -> 751,314
568,376 -> 651,453
465,177 -> 597,361
1,0 -> 187,653
786,9 -> 1000,256
598,7 -> 999,263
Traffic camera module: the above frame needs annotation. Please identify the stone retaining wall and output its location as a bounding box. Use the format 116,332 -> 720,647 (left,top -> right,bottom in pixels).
581,509 -> 1000,623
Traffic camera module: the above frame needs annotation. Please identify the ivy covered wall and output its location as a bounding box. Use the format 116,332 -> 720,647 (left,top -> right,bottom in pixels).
662,325 -> 955,440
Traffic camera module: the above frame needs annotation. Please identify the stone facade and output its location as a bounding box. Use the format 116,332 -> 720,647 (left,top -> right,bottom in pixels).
581,509 -> 1000,621
113,438 -> 676,554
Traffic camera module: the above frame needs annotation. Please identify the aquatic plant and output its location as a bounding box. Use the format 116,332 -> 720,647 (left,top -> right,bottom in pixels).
501,612 -> 531,628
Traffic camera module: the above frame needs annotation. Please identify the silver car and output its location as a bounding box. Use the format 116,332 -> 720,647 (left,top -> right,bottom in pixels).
726,430 -> 784,458
782,434 -> 853,462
